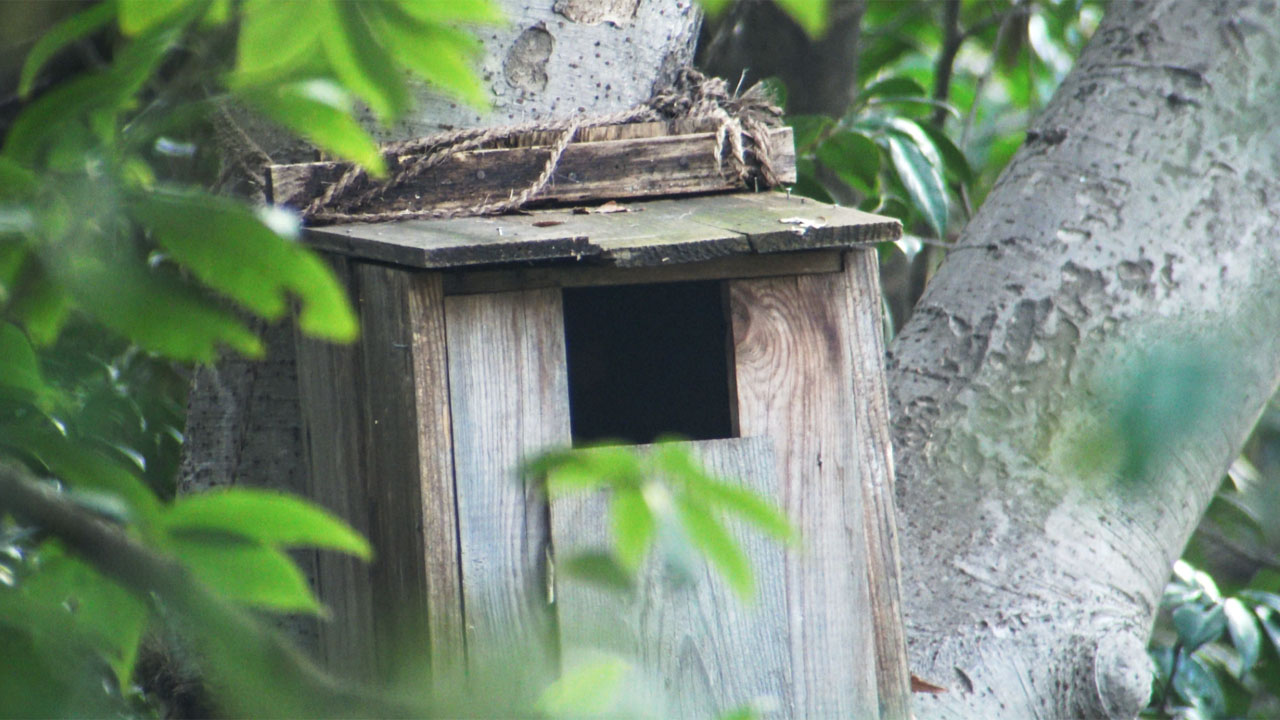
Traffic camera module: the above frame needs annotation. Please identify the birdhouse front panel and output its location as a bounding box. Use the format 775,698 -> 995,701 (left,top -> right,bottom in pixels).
291,192 -> 906,716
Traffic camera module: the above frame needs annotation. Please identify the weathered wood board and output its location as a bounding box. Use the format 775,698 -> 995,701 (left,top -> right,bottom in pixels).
843,249 -> 911,719
728,270 -> 881,718
303,192 -> 901,269
294,261 -> 462,681
443,287 -> 571,698
269,124 -> 795,215
550,437 -> 794,719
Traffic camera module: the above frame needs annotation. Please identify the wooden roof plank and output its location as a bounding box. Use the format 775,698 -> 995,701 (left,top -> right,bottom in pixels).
302,192 -> 901,270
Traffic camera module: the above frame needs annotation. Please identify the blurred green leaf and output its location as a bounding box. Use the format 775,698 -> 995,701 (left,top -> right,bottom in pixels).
170,535 -> 323,614
1172,652 -> 1227,717
676,497 -> 752,599
610,486 -> 654,570
163,488 -> 371,559
774,0 -> 829,39
18,1 -> 117,98
239,80 -> 386,176
0,421 -> 161,527
130,188 -> 358,343
118,0 -> 196,35
1224,598 -> 1261,674
558,551 -> 634,594
232,0 -> 323,87
536,654 -> 628,717
395,0 -> 506,25
698,0 -> 733,19
693,478 -> 794,543
1174,604 -> 1227,653
816,130 -> 880,194
920,123 -> 973,184
370,5 -> 490,109
21,549 -> 148,687
859,76 -> 928,102
0,323 -> 50,404
319,1 -> 410,122
789,114 -> 834,153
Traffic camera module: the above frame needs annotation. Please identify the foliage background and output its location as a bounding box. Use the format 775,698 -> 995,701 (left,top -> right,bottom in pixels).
0,0 -> 1275,717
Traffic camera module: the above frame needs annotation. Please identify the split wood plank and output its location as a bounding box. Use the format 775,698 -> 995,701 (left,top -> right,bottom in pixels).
269,126 -> 795,213
843,249 -> 911,720
550,436 -> 795,719
444,287 -> 571,699
294,261 -> 463,681
728,271 -> 881,719
442,249 -> 842,296
304,192 -> 901,270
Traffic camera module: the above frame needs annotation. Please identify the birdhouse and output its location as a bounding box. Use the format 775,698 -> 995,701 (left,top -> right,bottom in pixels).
281,120 -> 909,718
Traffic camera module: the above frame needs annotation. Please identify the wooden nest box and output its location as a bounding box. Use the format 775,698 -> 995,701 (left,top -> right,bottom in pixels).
286,120 -> 909,718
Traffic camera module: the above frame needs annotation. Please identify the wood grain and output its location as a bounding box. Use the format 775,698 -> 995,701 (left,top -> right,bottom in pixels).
843,249 -> 910,719
269,126 -> 796,213
444,288 -> 571,698
550,437 -> 795,719
294,261 -> 463,681
303,192 -> 900,270
294,256 -> 378,681
728,271 -> 880,718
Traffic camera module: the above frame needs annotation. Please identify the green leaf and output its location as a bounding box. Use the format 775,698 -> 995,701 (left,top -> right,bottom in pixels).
118,0 -> 195,35
163,488 -> 371,560
919,123 -> 974,184
56,252 -> 263,362
0,323 -> 48,404
536,446 -> 644,497
1256,607 -> 1280,657
0,421 -> 162,527
130,188 -> 357,343
370,7 -> 490,109
1174,604 -> 1227,653
774,0 -> 829,39
788,115 -> 834,153
859,76 -> 928,101
885,131 -> 948,237
676,496 -> 752,599
19,1 -> 117,98
170,536 -> 323,614
558,551 -> 634,594
22,549 -> 148,687
232,0 -> 323,87
395,0 -> 506,25
319,0 -> 410,122
693,479 -> 794,543
239,80 -> 385,176
698,0 -> 732,18
610,486 -> 655,570
816,131 -> 880,194
536,654 -> 629,717
1172,652 -> 1227,717
1223,598 -> 1262,674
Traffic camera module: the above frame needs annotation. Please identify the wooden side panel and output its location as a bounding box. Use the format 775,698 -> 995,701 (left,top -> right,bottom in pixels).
295,261 -> 463,680
295,257 -> 378,681
353,265 -> 462,676
551,437 -> 795,719
843,250 -> 910,719
728,272 -> 880,719
444,288 -> 570,696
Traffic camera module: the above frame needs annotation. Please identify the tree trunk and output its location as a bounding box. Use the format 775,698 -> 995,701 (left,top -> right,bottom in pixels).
888,0 -> 1280,717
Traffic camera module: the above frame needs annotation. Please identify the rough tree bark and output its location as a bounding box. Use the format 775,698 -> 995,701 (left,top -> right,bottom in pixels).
888,0 -> 1280,717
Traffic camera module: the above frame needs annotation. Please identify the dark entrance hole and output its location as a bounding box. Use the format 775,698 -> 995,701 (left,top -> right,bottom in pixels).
562,281 -> 735,446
